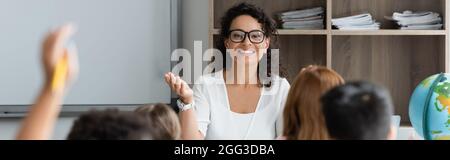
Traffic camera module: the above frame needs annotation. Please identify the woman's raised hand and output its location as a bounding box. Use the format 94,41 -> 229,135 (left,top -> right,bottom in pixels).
164,72 -> 194,104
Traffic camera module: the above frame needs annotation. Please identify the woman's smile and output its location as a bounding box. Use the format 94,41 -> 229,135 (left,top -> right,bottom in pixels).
236,49 -> 256,56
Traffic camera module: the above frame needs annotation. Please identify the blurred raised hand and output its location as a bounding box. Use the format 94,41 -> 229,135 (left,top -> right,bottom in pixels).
42,24 -> 79,92
16,24 -> 79,140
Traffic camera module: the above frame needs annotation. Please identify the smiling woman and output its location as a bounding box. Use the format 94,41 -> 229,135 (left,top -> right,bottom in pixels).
165,2 -> 290,140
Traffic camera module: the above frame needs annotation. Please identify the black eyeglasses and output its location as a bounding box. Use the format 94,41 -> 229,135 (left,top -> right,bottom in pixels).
228,29 -> 266,44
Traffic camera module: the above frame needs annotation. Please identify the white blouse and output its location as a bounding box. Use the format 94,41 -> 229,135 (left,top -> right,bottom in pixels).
192,71 -> 291,140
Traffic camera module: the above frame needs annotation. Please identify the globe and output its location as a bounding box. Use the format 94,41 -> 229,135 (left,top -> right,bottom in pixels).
409,73 -> 450,140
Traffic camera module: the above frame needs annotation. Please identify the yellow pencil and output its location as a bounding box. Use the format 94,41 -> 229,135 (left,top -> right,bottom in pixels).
51,53 -> 69,92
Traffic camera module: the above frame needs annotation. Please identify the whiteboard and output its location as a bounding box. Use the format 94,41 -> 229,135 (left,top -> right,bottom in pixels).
0,0 -> 172,106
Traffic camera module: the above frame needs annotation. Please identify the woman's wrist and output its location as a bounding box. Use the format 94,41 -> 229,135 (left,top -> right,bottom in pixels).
180,96 -> 193,104
177,99 -> 194,112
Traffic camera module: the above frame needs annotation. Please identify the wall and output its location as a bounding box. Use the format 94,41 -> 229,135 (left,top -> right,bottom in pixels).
181,0 -> 209,55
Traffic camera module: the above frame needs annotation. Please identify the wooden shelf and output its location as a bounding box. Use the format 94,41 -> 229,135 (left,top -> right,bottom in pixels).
332,30 -> 448,36
210,0 -> 449,124
212,29 -> 328,35
278,29 -> 328,35
214,28 -> 447,36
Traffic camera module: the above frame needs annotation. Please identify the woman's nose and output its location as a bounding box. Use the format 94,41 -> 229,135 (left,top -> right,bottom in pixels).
241,35 -> 253,47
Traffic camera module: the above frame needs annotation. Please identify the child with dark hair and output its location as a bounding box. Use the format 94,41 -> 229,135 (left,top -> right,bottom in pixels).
67,109 -> 155,140
320,81 -> 397,140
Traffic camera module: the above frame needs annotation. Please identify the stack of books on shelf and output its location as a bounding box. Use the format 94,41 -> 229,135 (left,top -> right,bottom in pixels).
386,10 -> 443,30
332,13 -> 380,30
279,7 -> 324,29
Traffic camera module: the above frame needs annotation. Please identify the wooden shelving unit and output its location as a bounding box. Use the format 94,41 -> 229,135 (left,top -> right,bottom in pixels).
209,0 -> 449,124
331,30 -> 447,35
212,29 -> 329,35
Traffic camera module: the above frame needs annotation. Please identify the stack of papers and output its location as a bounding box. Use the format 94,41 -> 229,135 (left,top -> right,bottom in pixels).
279,7 -> 324,29
332,13 -> 380,30
386,10 -> 443,30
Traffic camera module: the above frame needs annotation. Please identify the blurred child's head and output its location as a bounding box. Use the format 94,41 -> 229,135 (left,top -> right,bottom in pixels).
283,65 -> 345,140
321,81 -> 395,140
67,109 -> 155,140
135,104 -> 181,140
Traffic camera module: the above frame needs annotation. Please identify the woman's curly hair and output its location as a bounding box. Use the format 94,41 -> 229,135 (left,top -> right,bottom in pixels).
216,2 -> 287,87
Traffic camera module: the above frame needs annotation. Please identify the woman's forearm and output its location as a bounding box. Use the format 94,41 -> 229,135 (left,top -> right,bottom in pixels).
164,72 -> 203,140
16,86 -> 63,140
179,109 -> 204,140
